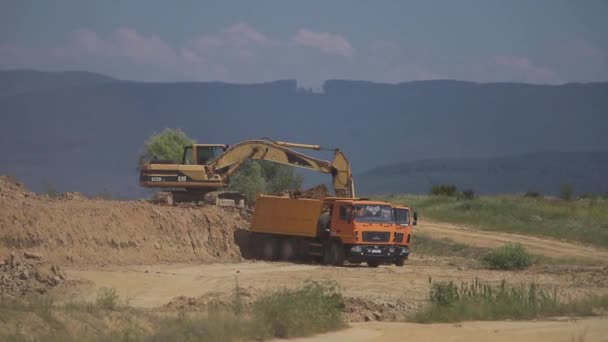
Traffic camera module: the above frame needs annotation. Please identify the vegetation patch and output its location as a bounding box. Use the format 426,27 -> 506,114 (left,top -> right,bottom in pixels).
0,281 -> 346,341
413,233 -> 488,259
381,194 -> 608,249
481,243 -> 535,270
413,279 -> 608,323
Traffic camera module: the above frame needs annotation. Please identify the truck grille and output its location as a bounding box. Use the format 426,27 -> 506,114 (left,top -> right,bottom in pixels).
395,232 -> 404,243
362,231 -> 390,243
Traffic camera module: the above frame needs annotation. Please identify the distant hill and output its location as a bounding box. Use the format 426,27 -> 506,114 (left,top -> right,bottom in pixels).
1,70 -> 607,198
356,151 -> 608,196
0,70 -> 118,97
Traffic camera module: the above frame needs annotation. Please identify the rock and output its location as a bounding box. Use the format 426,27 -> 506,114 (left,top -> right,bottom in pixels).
20,269 -> 30,280
23,252 -> 43,260
372,311 -> 383,321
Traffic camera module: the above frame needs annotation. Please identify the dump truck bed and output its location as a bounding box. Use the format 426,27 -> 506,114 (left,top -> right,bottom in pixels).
250,195 -> 324,237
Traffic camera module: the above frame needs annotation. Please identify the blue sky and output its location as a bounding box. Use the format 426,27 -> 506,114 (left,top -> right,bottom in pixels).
1,0 -> 607,87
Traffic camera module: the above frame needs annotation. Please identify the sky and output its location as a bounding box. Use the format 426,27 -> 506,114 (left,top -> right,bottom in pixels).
1,0 -> 607,88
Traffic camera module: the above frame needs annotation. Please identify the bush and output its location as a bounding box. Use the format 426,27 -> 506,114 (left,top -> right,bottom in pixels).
430,184 -> 458,196
481,243 -> 534,270
229,160 -> 304,204
413,279 -> 608,323
560,183 -> 574,201
524,191 -> 542,198
252,281 -> 345,339
95,287 -> 120,310
459,189 -> 476,200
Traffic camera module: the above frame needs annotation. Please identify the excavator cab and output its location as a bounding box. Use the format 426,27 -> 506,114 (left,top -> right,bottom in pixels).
182,144 -> 229,165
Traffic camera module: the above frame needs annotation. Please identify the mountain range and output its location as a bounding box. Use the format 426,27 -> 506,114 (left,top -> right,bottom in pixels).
1,70 -> 607,197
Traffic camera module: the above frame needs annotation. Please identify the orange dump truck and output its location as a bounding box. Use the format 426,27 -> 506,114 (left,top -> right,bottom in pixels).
247,195 -> 409,267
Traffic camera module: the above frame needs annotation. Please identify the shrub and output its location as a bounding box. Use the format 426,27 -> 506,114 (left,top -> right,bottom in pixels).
524,191 -> 542,198
459,189 -> 476,200
430,184 -> 458,196
251,281 -> 345,339
481,243 -> 534,270
413,279 -> 595,323
560,183 -> 574,201
95,287 -> 120,310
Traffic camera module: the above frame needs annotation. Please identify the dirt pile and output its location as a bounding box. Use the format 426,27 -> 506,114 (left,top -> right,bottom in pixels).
0,252 -> 69,297
161,292 -> 419,322
0,175 -> 249,267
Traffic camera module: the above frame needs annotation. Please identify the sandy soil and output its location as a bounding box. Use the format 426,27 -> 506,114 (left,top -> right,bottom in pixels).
284,318 -> 608,342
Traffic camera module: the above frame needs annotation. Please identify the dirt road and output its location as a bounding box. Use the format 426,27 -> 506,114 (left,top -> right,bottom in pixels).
419,220 -> 608,262
284,318 -> 608,342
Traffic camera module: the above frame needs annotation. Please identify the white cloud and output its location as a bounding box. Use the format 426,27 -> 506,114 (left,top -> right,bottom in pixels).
292,29 -> 354,57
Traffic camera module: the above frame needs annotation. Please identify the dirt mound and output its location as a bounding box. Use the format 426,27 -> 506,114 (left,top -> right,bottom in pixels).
0,175 -> 249,267
0,252 -> 70,297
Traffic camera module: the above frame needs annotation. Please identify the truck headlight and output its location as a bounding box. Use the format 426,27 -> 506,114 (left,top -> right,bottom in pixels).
389,247 -> 395,253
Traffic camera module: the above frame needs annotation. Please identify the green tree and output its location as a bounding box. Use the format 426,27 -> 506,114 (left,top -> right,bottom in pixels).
137,128 -> 195,170
229,160 -> 304,203
229,160 -> 267,203
259,161 -> 304,194
560,183 -> 574,201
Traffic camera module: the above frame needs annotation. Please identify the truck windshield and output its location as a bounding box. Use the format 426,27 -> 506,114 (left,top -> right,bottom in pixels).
394,208 -> 410,226
354,204 -> 394,223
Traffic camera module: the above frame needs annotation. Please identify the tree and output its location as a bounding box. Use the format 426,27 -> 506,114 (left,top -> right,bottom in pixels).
560,183 -> 574,201
229,160 -> 304,203
229,160 -> 267,203
258,161 -> 304,194
137,128 -> 195,171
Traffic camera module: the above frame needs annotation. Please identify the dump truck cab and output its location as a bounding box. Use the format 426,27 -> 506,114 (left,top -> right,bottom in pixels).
326,199 -> 409,267
392,205 -> 415,266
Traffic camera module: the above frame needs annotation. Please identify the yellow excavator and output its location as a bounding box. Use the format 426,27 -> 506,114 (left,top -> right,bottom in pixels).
139,139 -> 355,205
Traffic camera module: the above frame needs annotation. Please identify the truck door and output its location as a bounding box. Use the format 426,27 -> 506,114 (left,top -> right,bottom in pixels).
393,207 -> 412,246
332,203 -> 354,242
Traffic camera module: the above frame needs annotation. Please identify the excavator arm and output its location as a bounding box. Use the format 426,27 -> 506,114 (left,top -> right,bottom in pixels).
209,139 -> 355,197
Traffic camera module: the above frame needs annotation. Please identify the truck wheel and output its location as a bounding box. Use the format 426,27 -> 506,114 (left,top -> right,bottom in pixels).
330,241 -> 345,266
321,242 -> 332,265
280,239 -> 296,261
395,258 -> 405,267
262,237 -> 279,261
367,260 -> 380,268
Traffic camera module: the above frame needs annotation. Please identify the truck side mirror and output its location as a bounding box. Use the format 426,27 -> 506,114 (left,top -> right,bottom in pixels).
413,212 -> 418,226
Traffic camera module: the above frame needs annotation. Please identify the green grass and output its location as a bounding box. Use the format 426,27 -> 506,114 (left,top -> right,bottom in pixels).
380,194 -> 608,249
413,233 -> 489,259
481,243 -> 535,270
413,279 -> 608,323
0,281 -> 346,341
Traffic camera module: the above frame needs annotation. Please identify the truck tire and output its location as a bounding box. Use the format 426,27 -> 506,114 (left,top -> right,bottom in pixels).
395,258 -> 405,267
321,242 -> 332,265
330,241 -> 345,266
262,236 -> 279,261
367,260 -> 380,268
280,239 -> 296,261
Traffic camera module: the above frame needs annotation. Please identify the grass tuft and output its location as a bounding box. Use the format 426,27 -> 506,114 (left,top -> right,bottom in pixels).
413,279 -> 608,323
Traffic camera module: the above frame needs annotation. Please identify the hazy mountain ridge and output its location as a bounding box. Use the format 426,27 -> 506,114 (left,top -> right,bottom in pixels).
1,70 -> 607,198
357,151 -> 608,196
